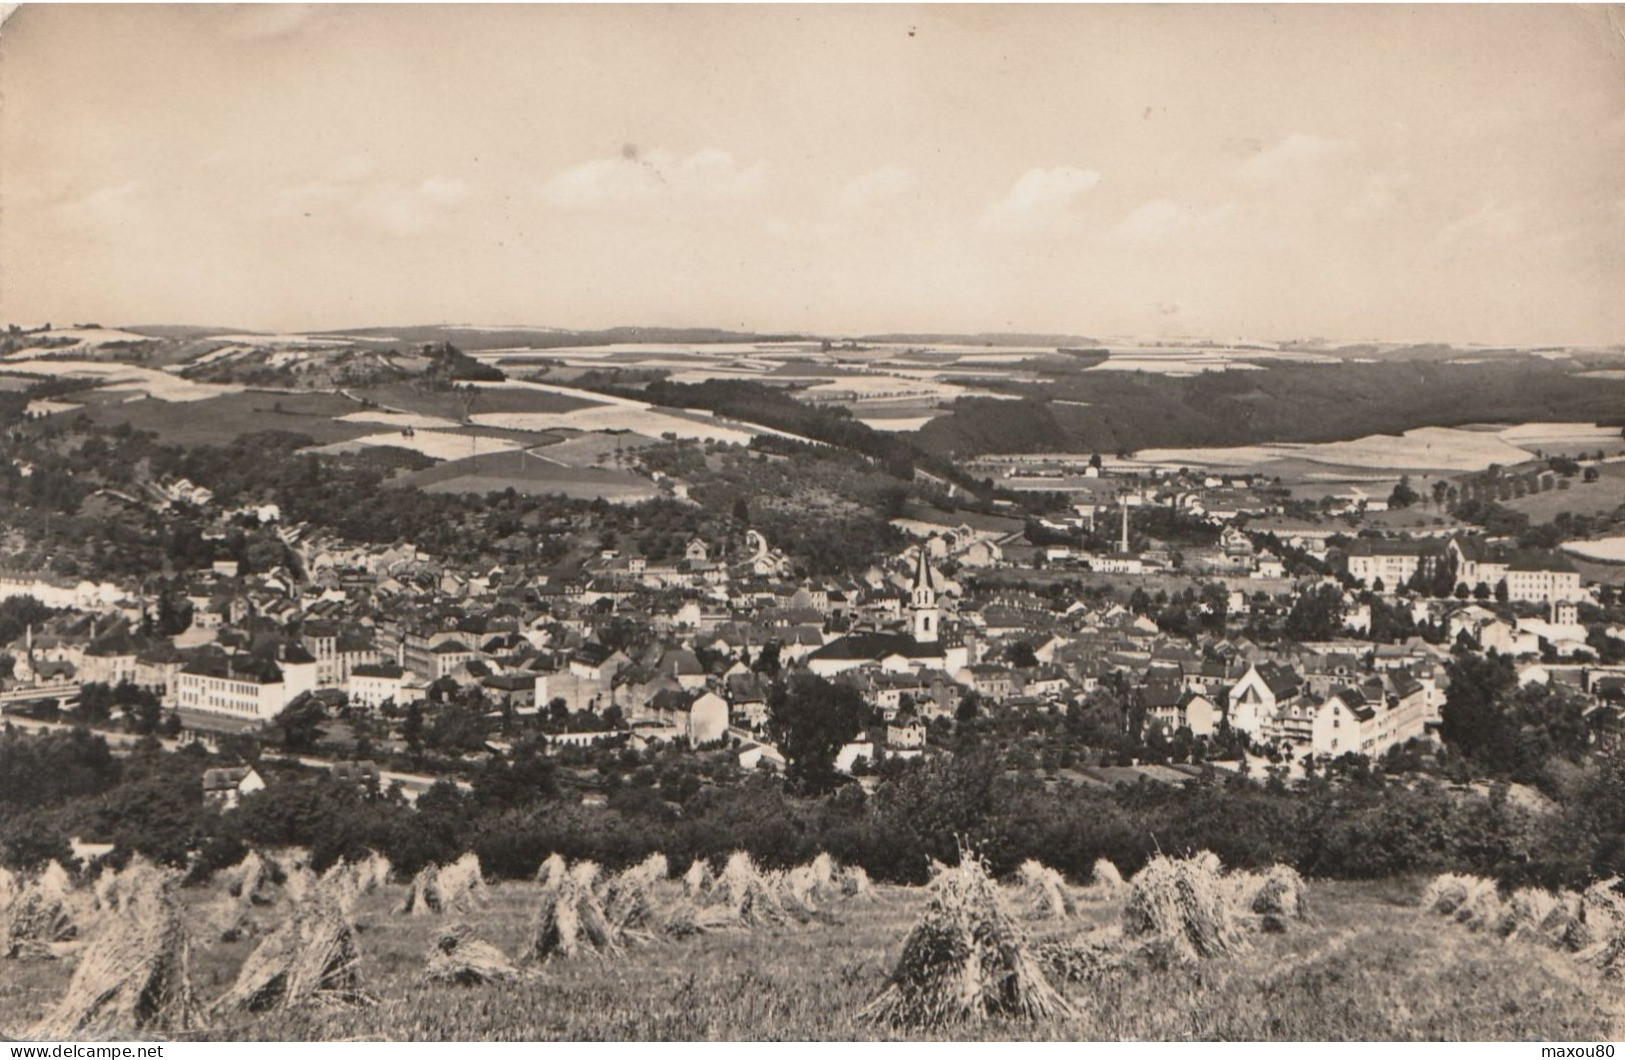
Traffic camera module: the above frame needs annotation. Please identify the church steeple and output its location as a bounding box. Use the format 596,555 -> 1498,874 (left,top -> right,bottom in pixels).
910,545 -> 939,644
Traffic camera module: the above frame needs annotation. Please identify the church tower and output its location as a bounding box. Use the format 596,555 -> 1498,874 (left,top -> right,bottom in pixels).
910,545 -> 939,644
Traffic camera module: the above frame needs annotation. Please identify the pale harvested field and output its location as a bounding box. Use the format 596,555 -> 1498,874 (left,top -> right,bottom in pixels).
4,874 -> 1620,1042
1564,537 -> 1625,563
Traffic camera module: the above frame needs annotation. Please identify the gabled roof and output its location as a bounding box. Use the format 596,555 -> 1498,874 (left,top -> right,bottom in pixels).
658,647 -> 704,676
182,652 -> 283,684
807,631 -> 943,663
351,662 -> 404,679
1505,551 -> 1577,574
1255,660 -> 1302,697
85,627 -> 138,657
1327,686 -> 1375,721
201,766 -> 258,792
1345,538 -> 1432,558
573,642 -> 614,666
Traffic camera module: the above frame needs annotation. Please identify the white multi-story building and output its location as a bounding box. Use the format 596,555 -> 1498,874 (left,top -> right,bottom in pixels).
1345,540 -> 1426,588
174,655 -> 286,722
347,663 -> 408,709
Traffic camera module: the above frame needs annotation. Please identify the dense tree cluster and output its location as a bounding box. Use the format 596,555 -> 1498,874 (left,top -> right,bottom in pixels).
5,722 -> 1621,892
917,357 -> 1625,457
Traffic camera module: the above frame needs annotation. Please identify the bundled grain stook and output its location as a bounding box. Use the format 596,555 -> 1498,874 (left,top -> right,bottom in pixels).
1246,864 -> 1311,932
5,861 -> 79,960
768,868 -> 817,921
353,851 -> 392,896
779,851 -> 850,913
1421,873 -> 1480,917
782,864 -> 823,915
212,888 -> 371,1013
1571,878 -> 1625,972
1453,877 -> 1507,933
211,851 -> 283,943
398,863 -> 443,916
421,922 -> 530,986
681,858 -> 714,901
317,859 -> 374,918
601,853 -> 669,936
90,864 -> 121,914
437,853 -> 487,918
282,865 -> 318,905
1121,853 -> 1245,964
860,851 -> 1074,1028
1089,858 -> 1125,894
1421,873 -> 1504,932
31,866 -> 197,1040
1015,859 -> 1077,921
1532,891 -> 1585,949
838,864 -> 877,902
89,859 -> 146,916
222,851 -> 277,906
0,866 -> 19,917
662,858 -> 737,937
714,851 -> 788,928
523,860 -> 620,961
1501,887 -> 1566,942
536,852 -> 569,892
783,851 -> 840,912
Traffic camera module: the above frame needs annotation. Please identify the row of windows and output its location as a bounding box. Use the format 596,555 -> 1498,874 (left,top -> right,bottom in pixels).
184,675 -> 261,694
178,690 -> 266,715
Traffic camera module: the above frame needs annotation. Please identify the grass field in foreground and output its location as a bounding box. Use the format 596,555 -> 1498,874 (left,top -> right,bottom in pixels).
1,876 -> 1619,1042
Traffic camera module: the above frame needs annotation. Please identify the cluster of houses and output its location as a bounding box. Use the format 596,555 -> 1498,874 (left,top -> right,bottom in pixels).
4,484 -> 1623,780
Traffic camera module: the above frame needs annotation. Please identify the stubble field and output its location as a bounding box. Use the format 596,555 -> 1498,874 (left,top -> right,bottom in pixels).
1,876 -> 1617,1042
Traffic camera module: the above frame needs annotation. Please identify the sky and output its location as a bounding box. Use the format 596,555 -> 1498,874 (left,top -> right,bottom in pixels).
2,4 -> 1623,345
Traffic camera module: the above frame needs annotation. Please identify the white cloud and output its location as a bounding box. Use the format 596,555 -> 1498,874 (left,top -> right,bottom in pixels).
1236,134 -> 1356,185
981,167 -> 1102,237
1110,199 -> 1236,242
833,165 -> 918,215
539,148 -> 767,212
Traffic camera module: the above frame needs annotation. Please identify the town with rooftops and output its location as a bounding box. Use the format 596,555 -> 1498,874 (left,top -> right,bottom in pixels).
2,325 -> 1624,839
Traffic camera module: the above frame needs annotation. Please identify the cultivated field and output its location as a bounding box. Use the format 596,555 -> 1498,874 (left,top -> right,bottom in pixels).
352,382 -> 600,421
308,430 -> 525,463
1125,424 -> 1625,479
1564,537 -> 1625,564
392,449 -> 661,501
71,390 -> 377,447
3,867 -> 1616,1042
1510,463 -> 1625,522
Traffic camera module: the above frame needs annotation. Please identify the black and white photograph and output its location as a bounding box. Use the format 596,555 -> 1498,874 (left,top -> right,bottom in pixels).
1,1 -> 1624,1044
